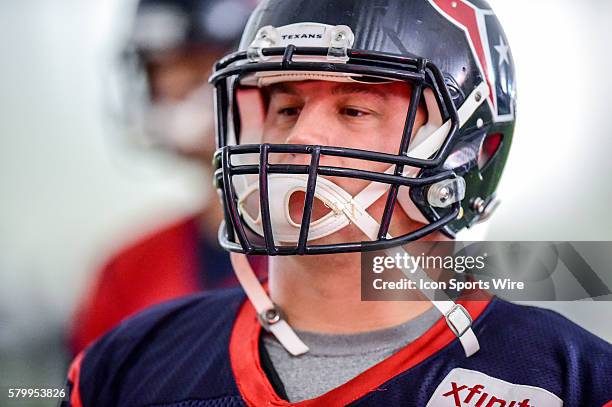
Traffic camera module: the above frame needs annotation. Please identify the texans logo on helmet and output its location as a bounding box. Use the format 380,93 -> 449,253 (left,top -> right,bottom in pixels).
428,0 -> 515,122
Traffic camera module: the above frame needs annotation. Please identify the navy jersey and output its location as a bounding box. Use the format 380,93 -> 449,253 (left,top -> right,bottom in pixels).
67,288 -> 612,407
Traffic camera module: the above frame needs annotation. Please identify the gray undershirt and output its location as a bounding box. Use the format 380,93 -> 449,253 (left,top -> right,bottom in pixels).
262,307 -> 440,402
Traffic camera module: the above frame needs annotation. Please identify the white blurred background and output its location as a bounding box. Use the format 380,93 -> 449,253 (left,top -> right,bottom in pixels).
0,0 -> 611,401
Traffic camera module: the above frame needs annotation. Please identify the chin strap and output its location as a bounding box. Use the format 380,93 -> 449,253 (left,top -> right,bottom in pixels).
230,253 -> 310,356
384,246 -> 480,357
231,220 -> 480,358
229,82 -> 489,357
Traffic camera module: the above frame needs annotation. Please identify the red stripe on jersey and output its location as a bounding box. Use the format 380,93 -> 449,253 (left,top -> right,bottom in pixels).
68,351 -> 85,407
230,292 -> 493,406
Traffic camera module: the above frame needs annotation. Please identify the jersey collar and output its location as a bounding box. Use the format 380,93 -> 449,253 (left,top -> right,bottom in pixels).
230,292 -> 493,406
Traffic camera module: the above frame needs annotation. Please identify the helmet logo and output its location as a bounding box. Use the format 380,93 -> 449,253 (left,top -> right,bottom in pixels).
428,0 -> 515,122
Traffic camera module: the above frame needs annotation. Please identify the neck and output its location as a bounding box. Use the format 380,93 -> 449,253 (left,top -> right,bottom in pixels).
269,253 -> 432,334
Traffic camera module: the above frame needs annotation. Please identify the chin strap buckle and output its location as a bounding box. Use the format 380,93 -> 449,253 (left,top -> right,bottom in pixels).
230,253 -> 309,356
258,306 -> 284,331
445,304 -> 473,338
439,301 -> 479,357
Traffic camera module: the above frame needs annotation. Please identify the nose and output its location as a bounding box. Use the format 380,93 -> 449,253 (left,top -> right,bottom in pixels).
284,104 -> 331,146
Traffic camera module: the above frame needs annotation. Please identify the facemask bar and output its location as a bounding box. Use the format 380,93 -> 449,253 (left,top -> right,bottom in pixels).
211,46 -> 464,255
378,60 -> 425,241
215,144 -> 462,255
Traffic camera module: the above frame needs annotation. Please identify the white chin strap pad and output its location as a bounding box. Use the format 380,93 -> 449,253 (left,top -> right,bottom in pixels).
237,174 -> 354,243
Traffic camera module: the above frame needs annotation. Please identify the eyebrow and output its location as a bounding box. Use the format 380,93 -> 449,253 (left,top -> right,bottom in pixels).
265,83 -> 298,96
265,82 -> 389,99
330,83 -> 389,99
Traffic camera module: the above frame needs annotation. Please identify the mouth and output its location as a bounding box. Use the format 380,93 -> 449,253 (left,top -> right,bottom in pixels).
288,190 -> 334,226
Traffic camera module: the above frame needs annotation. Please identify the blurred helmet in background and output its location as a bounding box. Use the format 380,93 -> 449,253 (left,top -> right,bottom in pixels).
114,0 -> 256,157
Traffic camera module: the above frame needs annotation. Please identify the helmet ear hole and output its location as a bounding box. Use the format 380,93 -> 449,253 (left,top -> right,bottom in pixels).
477,133 -> 503,171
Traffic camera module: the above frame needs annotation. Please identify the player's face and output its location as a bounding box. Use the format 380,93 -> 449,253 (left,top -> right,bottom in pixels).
256,80 -> 428,243
146,50 -> 214,101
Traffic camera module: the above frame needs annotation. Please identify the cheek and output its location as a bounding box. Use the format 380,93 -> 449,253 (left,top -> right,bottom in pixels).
261,118 -> 274,142
376,112 -> 410,154
381,103 -> 428,152
261,115 -> 285,143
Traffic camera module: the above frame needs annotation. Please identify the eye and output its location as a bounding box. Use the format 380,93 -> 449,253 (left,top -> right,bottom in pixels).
340,107 -> 369,118
277,106 -> 302,117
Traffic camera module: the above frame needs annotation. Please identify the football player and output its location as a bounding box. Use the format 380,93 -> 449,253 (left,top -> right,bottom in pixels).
66,0 -> 612,406
69,0 -> 260,355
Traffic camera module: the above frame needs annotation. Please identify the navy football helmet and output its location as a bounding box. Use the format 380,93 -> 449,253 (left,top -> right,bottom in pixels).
211,0 -> 516,255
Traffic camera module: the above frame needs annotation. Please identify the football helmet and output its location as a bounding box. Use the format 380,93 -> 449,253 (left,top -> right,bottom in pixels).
211,0 -> 516,255
115,0 -> 256,152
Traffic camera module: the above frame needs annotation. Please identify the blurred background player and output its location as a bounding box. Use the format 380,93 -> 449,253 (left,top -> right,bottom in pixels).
69,0 -> 260,355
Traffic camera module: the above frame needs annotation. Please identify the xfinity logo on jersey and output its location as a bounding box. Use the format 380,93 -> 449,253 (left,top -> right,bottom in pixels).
426,369 -> 563,407
442,382 -> 532,406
